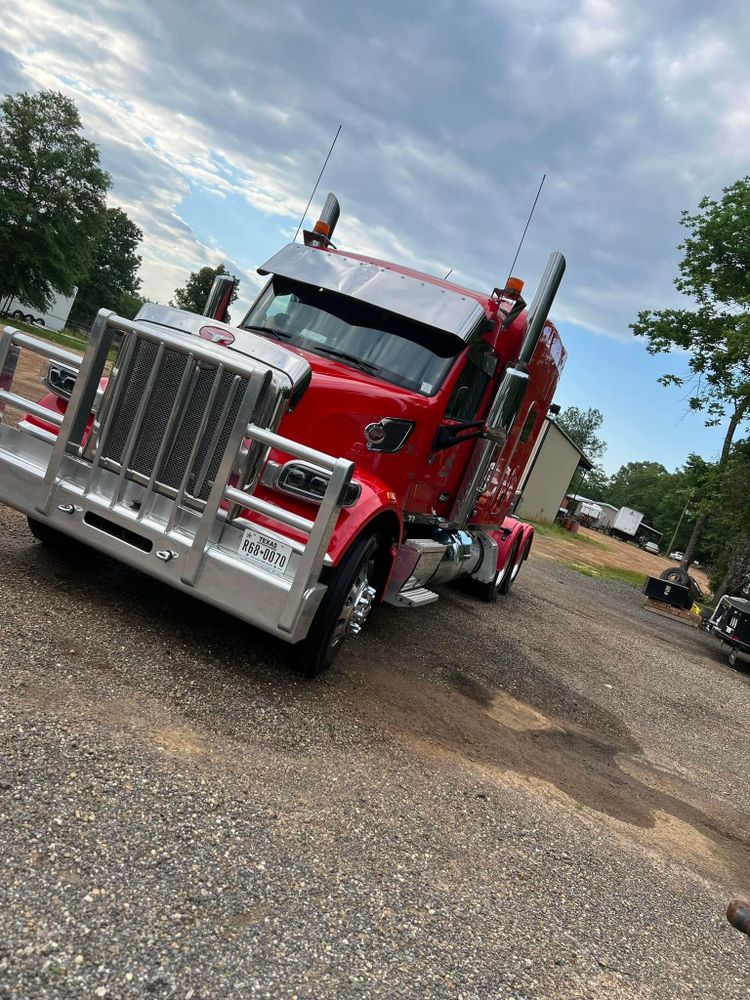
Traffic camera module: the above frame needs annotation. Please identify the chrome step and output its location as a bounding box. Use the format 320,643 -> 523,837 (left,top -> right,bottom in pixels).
396,586 -> 438,607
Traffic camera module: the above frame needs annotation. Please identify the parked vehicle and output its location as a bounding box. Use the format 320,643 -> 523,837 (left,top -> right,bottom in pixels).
0,194 -> 567,676
707,596 -> 750,668
669,550 -> 684,561
611,506 -> 644,541
640,540 -> 660,555
2,289 -> 78,332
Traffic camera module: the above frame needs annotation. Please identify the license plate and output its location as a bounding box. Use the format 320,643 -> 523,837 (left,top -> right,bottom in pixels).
238,528 -> 293,579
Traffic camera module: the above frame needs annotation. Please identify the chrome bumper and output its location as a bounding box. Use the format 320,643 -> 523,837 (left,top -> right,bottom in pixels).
0,311 -> 354,643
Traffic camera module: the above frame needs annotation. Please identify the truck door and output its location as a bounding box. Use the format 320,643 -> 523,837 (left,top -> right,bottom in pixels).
410,338 -> 498,518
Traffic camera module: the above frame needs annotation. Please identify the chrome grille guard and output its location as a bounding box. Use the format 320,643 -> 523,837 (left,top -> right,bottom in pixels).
0,309 -> 354,642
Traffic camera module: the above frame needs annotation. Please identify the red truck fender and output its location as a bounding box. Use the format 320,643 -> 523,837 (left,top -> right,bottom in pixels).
485,517 -> 533,578
24,390 -> 67,435
325,469 -> 403,568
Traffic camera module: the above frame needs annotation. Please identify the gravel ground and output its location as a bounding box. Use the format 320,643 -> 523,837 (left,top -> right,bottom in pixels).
1,502 -> 749,999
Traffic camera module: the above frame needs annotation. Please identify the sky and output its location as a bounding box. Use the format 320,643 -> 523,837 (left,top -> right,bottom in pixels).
3,0 -> 750,474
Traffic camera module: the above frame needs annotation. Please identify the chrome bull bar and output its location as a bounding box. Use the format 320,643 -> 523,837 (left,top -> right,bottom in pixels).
0,310 -> 353,641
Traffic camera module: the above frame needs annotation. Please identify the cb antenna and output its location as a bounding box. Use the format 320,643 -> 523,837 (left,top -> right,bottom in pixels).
503,173 -> 546,288
293,125 -> 342,243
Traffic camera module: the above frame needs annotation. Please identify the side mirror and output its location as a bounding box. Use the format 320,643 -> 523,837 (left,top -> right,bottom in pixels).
433,420 -> 485,451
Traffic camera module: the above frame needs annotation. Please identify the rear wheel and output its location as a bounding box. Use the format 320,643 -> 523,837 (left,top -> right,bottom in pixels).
477,538 -> 519,602
294,531 -> 381,679
500,537 -> 527,594
728,647 -> 738,668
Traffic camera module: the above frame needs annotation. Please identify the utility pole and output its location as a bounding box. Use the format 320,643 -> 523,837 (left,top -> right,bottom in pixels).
666,502 -> 690,556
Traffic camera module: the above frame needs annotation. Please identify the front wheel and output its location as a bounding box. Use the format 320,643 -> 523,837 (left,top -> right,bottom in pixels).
27,516 -> 68,548
294,531 -> 381,679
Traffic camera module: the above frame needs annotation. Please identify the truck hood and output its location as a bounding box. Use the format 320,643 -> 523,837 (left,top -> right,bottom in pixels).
134,303 -> 312,406
275,345 -> 435,466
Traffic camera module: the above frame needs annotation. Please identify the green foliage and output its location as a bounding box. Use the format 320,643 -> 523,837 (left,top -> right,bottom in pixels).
562,562 -> 647,588
116,290 -> 147,320
580,463 -> 610,500
703,437 -> 750,589
556,406 -> 606,463
0,90 -> 110,312
68,207 -> 143,325
170,264 -> 239,317
631,176 -> 750,569
527,520 -> 607,548
631,177 -> 750,429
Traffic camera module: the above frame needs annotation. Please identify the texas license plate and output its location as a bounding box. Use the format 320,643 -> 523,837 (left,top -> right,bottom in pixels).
238,528 -> 293,579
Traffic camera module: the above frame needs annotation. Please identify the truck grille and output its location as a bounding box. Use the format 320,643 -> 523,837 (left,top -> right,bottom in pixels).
97,337 -> 249,503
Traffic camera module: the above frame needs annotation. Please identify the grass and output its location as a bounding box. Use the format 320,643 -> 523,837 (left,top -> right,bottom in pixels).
562,560 -> 647,588
2,314 -> 88,356
528,519 -> 608,549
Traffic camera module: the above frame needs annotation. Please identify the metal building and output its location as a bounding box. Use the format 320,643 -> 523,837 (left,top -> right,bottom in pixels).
514,417 -> 592,523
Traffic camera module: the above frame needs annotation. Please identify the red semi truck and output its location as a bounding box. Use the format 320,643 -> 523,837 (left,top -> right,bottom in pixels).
0,194 -> 566,676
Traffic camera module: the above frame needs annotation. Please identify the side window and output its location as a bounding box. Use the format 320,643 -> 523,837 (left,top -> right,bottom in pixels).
445,340 -> 497,422
519,406 -> 538,443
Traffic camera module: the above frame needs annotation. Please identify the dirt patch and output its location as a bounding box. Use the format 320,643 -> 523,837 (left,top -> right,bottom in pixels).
532,525 -> 711,592
18,681 -> 208,759
356,662 -> 750,885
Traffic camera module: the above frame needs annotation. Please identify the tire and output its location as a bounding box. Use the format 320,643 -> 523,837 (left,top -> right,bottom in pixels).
728,647 -> 738,668
660,566 -> 690,586
501,538 -> 526,593
27,516 -> 69,549
294,532 -> 380,679
24,314 -> 35,325
11,310 -> 24,320
659,566 -> 703,602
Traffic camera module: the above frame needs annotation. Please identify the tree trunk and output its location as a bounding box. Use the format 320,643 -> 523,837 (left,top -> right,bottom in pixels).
681,400 -> 747,573
680,512 -> 707,571
717,537 -> 750,599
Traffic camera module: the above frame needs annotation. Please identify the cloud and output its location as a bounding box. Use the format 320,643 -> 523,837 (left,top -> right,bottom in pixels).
2,0 -> 750,339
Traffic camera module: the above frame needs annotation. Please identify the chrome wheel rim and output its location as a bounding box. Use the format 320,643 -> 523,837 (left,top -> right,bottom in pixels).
330,563 -> 376,649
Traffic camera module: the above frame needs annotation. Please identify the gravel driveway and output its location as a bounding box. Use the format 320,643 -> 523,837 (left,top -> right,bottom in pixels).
1,503 -> 748,998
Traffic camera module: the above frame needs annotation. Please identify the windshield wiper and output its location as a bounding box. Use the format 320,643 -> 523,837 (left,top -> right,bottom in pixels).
241,323 -> 293,341
311,345 -> 380,375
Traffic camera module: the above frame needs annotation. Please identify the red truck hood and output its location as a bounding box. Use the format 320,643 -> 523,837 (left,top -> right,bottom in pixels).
276,347 -> 436,467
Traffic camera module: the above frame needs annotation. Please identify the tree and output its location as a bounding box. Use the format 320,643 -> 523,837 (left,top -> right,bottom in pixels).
702,438 -> 750,593
171,264 -> 239,317
632,177 -> 750,571
555,406 -> 607,498
0,90 -> 110,312
68,207 -> 143,326
578,462 -> 610,500
116,291 -> 147,320
556,406 -> 607,464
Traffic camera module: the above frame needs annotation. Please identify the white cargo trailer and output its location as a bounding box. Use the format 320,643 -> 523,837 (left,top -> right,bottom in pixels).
3,288 -> 77,332
612,506 -> 644,539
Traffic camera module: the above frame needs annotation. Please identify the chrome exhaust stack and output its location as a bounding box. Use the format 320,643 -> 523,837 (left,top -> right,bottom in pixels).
517,252 -> 566,367
450,252 -> 566,527
203,274 -> 236,322
304,193 -> 341,247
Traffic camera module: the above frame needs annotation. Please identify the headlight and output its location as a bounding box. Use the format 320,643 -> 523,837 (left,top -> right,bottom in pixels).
270,461 -> 361,507
364,418 -> 414,452
43,361 -> 78,399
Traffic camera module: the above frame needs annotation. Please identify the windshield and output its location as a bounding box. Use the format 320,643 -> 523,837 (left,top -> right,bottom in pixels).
241,277 -> 462,395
